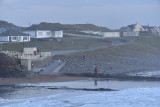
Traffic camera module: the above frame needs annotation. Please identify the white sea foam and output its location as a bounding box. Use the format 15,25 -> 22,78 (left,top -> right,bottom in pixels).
0,87 -> 160,107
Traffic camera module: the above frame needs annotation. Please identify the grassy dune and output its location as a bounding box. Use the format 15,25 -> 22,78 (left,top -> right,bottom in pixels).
85,36 -> 160,56
2,37 -> 109,52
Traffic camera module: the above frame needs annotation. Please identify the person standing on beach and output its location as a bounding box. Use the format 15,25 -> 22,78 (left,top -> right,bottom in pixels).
95,67 -> 98,75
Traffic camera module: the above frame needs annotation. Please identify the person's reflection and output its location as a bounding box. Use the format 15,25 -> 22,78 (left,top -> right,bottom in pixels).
94,79 -> 97,86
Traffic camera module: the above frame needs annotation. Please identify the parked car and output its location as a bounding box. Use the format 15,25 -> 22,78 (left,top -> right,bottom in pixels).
109,43 -> 114,47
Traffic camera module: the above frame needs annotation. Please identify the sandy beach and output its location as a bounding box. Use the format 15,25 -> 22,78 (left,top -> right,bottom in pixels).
0,74 -> 89,85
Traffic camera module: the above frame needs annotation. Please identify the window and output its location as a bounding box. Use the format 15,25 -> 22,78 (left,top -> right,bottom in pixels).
46,32 -> 51,36
23,36 -> 28,40
38,32 -> 43,36
12,36 -> 17,40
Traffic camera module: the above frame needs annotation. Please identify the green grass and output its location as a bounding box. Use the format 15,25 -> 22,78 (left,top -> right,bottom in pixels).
1,37 -> 109,52
2,36 -> 160,55
84,36 -> 160,56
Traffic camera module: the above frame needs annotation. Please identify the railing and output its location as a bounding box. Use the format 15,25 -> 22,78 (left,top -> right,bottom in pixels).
1,51 -> 52,60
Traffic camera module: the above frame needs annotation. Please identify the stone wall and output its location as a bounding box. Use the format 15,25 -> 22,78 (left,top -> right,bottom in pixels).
31,56 -> 52,69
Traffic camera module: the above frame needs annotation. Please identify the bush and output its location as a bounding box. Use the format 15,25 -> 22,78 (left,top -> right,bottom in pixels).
0,53 -> 25,77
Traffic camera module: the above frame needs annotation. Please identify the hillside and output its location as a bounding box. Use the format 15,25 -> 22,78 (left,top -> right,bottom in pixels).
38,22 -> 110,31
0,20 -> 15,26
0,20 -> 111,35
28,22 -> 110,35
59,36 -> 160,77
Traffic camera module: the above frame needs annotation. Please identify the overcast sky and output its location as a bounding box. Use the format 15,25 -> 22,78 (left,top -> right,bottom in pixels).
0,0 -> 160,29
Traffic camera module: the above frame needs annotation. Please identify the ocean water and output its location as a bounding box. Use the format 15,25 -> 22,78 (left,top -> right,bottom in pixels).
1,80 -> 160,107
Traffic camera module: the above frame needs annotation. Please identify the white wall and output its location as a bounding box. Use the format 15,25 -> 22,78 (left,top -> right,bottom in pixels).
23,47 -> 37,54
23,31 -> 36,38
123,32 -> 139,36
36,30 -> 53,38
100,32 -> 120,37
81,31 -> 100,35
24,30 -> 63,38
0,36 -> 30,42
54,31 -> 63,38
0,36 -> 9,42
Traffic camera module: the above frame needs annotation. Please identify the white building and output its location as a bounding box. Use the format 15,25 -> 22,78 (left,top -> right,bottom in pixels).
128,23 -> 145,32
23,26 -> 63,38
81,31 -> 101,35
149,27 -> 160,36
100,32 -> 120,38
0,30 -> 30,42
123,31 -> 139,36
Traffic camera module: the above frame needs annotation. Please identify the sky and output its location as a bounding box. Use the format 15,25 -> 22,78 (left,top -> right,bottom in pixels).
0,0 -> 160,29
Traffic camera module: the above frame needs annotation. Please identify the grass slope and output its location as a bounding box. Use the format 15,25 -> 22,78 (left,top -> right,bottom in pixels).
2,37 -> 109,52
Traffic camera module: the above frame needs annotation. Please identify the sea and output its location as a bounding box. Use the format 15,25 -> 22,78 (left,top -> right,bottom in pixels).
0,79 -> 160,107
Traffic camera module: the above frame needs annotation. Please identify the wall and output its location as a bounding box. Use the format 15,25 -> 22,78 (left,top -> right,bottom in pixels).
21,59 -> 31,71
81,31 -> 100,35
23,31 -> 36,38
24,30 -> 63,38
0,36 -> 9,41
133,24 -> 145,32
23,47 -> 37,54
54,31 -> 63,38
100,32 -> 120,37
123,32 -> 139,36
10,36 -> 30,42
31,56 -> 52,69
36,30 -> 52,38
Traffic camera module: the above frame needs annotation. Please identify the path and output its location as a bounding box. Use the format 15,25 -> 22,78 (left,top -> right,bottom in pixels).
33,37 -> 135,75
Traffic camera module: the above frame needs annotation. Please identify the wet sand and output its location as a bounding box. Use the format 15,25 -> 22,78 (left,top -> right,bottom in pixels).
0,74 -> 89,85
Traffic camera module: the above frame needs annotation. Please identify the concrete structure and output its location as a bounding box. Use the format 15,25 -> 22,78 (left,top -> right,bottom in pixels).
23,26 -> 63,38
21,59 -> 32,71
0,30 -> 30,42
100,32 -> 120,38
123,31 -> 139,36
23,47 -> 37,55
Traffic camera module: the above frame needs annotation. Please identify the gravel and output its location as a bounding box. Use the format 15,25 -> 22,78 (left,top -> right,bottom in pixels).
59,54 -> 160,76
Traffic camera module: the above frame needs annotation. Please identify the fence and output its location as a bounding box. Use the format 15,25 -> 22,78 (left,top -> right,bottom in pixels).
1,51 -> 52,60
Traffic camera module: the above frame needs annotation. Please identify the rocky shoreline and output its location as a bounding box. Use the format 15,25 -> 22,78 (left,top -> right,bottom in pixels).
59,53 -> 160,79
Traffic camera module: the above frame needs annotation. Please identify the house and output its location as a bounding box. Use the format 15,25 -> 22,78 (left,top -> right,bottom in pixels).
142,24 -> 160,36
149,27 -> 160,36
127,23 -> 145,32
100,32 -> 120,38
23,25 -> 63,39
123,31 -> 139,36
0,30 -> 30,42
120,23 -> 145,32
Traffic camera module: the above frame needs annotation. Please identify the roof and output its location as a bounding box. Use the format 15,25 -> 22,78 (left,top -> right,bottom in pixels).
151,27 -> 160,33
128,24 -> 136,31
23,25 -> 62,31
0,25 -> 21,31
0,30 -> 30,36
